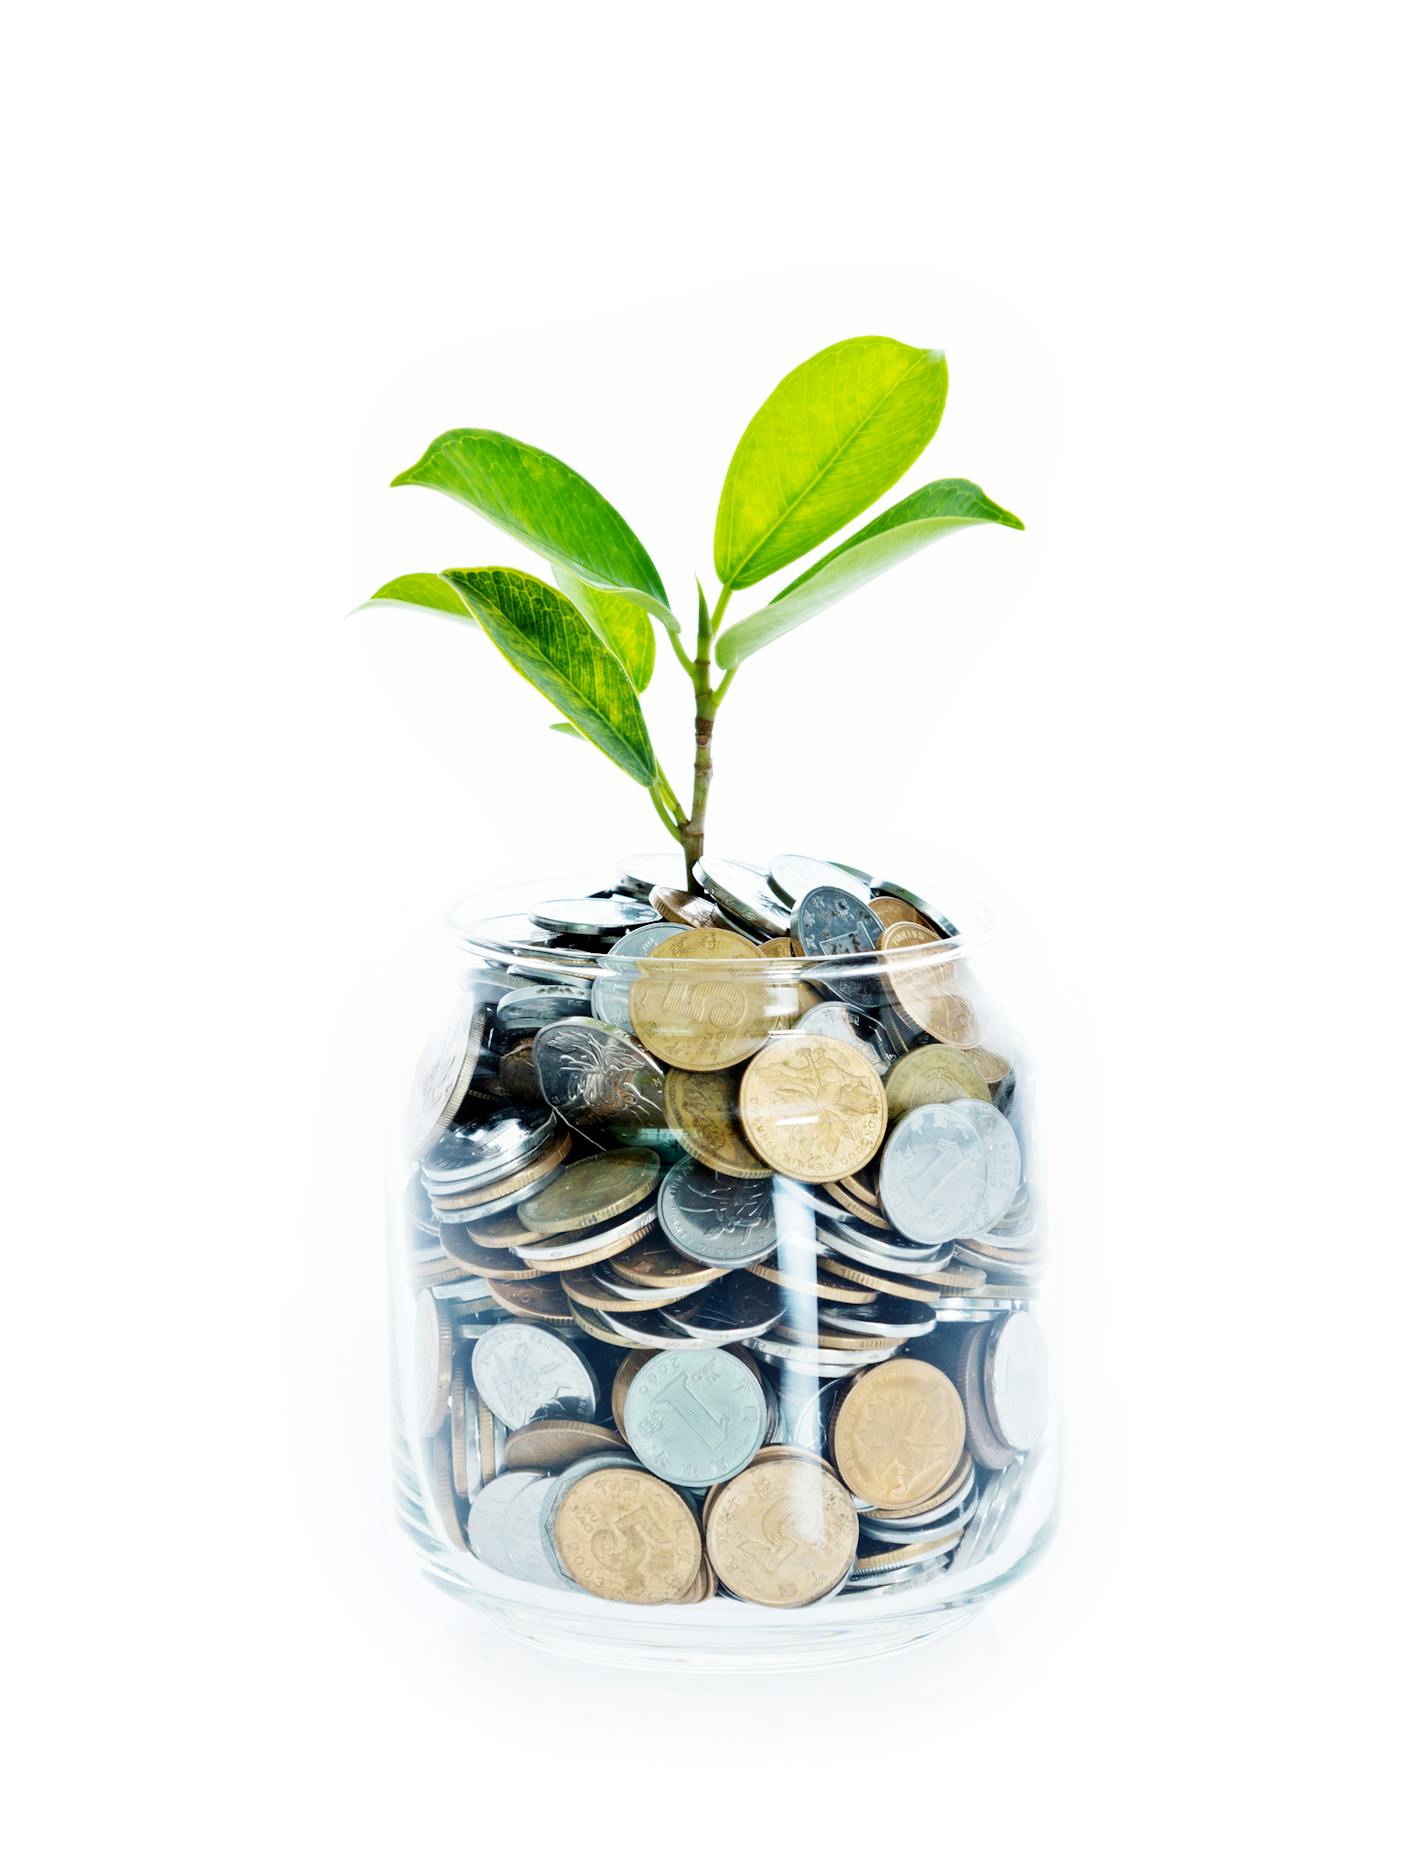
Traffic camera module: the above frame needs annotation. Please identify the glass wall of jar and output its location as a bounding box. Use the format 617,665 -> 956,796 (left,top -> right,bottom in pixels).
389,861 -> 1057,1669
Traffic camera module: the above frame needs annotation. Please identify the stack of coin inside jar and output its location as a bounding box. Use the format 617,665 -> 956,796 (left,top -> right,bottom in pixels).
402,852 -> 1049,1610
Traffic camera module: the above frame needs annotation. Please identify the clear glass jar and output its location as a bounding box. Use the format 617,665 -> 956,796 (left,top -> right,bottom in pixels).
389,861 -> 1057,1670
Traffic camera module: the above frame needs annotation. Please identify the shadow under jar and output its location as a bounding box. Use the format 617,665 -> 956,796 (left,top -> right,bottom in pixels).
390,858 -> 1058,1671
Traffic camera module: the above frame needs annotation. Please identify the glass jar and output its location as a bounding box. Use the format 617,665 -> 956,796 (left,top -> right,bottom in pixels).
389,860 -> 1057,1670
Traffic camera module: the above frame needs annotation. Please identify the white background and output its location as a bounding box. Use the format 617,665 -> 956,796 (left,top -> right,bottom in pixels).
5,3 -> 1418,1862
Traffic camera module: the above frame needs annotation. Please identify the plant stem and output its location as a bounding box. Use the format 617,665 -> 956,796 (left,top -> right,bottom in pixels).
679,583 -> 733,886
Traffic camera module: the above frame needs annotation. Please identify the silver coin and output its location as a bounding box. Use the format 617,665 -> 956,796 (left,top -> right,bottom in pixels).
751,1335 -> 902,1372
458,912 -> 571,954
982,1311 -> 1050,1451
499,1473 -> 572,1589
429,1159 -> 569,1228
421,1104 -> 556,1185
817,1215 -> 960,1273
767,1375 -> 841,1453
952,1099 -> 1022,1235
471,1322 -> 599,1429
794,1000 -> 897,1076
513,1197 -> 660,1264
692,858 -> 792,937
617,852 -> 689,898
792,885 -> 886,1007
567,1297 -> 691,1348
403,991 -> 486,1158
588,1266 -> 707,1306
858,1511 -> 970,1548
879,1102 -> 989,1244
658,1160 -> 779,1268
589,922 -> 683,1032
768,854 -> 873,908
466,1468 -> 545,1576
662,1269 -> 785,1344
953,1322 -> 1019,1471
538,1451 -> 645,1583
531,895 -> 658,936
531,1017 -> 666,1127
623,1348 -> 769,1486
868,877 -> 960,938
495,984 -> 592,1035
950,1246 -> 1042,1279
820,1298 -> 938,1340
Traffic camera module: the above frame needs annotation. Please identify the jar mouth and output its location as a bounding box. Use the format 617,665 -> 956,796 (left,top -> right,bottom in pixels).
443,867 -> 994,984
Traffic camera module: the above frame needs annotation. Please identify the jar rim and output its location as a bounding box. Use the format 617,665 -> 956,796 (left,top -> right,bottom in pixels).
443,867 -> 994,982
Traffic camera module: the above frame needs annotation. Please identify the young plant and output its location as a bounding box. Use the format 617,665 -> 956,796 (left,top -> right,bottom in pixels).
365,336 -> 1023,887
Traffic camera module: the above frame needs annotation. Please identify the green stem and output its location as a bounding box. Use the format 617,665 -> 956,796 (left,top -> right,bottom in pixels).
679,583 -> 733,887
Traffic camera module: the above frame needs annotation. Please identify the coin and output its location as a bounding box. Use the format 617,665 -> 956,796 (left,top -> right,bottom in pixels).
966,1045 -> 1012,1087
657,1158 -> 778,1266
885,1045 -> 991,1118
471,1321 -> 599,1429
422,1104 -> 557,1187
869,895 -> 932,931
879,1102 -> 989,1244
819,1258 -> 943,1302
550,1465 -> 703,1603
982,1310 -> 1049,1451
795,1000 -> 897,1075
663,1069 -> 769,1178
531,1018 -> 666,1128
952,1322 -> 1019,1470
484,1275 -> 576,1324
413,1289 -> 455,1435
704,1458 -> 858,1606
589,922 -> 684,1032
693,858 -> 792,937
768,854 -> 872,907
739,1033 -> 887,1181
618,852 -> 689,897
466,1469 -> 545,1574
404,991 -> 486,1158
427,1132 -> 572,1210
868,878 -> 959,938
628,927 -> 771,1070
425,1421 -> 467,1548
623,1347 -> 769,1486
503,1418 -> 627,1470
495,984 -> 592,1034
747,1260 -> 876,1304
792,885 -> 886,1007
648,885 -> 735,930
877,921 -> 980,1046
531,895 -> 658,936
822,1178 -> 893,1230
831,1358 -> 966,1509
517,1148 -> 662,1236
953,1099 -> 1023,1235
463,1209 -> 546,1251
662,1268 -> 785,1344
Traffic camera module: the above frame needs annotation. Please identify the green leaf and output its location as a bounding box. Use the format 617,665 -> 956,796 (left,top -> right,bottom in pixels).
549,721 -> 581,737
715,480 -> 1023,670
442,568 -> 657,786
551,565 -> 655,692
713,337 -> 949,590
366,572 -> 473,618
393,429 -> 679,633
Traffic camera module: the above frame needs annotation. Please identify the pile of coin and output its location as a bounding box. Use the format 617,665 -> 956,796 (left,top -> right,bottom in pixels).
401,851 -> 1049,1609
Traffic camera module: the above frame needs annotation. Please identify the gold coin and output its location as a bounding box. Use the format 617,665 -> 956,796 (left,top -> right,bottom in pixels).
516,1215 -> 658,1274
503,1419 -> 626,1471
870,895 -> 932,931
462,1210 -> 545,1251
628,928 -> 772,1071
823,1179 -> 893,1230
819,1258 -> 945,1302
831,1359 -> 966,1509
965,1045 -> 1012,1087
739,1032 -> 887,1182
498,1038 -> 544,1105
758,935 -> 818,1025
700,1444 -> 832,1531
704,1459 -> 858,1607
884,1044 -> 991,1118
429,1132 -> 572,1211
898,1262 -> 989,1291
839,1167 -> 880,1207
877,923 -> 981,1047
851,1528 -> 962,1573
484,1275 -> 575,1322
864,1447 -> 974,1522
516,1148 -> 661,1237
664,1067 -> 772,1178
648,885 -> 735,930
552,1467 -> 703,1603
559,1265 -> 681,1313
774,1323 -> 901,1353
607,1242 -> 725,1289
449,1243 -> 548,1281
410,1252 -> 483,1290
425,1422 -> 467,1548
449,1361 -> 470,1497
747,1260 -> 876,1304
564,1298 -> 637,1349
610,1349 -> 656,1435
677,1557 -> 719,1603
